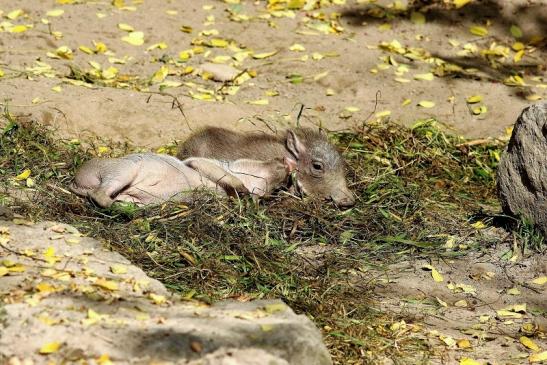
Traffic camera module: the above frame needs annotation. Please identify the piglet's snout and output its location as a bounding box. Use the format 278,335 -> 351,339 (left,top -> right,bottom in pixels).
331,189 -> 355,207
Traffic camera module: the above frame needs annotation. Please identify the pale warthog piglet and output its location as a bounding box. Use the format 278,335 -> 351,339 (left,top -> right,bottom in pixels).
70,153 -> 289,208
177,127 -> 355,207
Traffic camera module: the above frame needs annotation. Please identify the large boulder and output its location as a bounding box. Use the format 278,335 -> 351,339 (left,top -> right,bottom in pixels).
497,102 -> 547,238
0,221 -> 331,365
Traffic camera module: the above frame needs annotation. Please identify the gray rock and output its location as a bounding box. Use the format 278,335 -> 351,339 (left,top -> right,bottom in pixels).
0,221 -> 331,365
497,102 -> 547,238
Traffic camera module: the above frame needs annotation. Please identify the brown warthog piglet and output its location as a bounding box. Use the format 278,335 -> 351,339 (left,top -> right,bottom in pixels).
177,127 -> 355,207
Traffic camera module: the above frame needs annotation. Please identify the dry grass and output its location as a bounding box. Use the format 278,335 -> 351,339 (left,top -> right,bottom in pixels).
1,110 -> 511,364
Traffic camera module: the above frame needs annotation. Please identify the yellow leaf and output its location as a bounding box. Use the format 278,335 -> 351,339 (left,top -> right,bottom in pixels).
325,88 -> 335,96
0,267 -> 8,277
402,98 -> 411,106
101,67 -> 118,80
95,278 -> 118,291
418,100 -> 435,108
410,11 -> 426,25
210,38 -> 228,48
97,354 -> 113,365
414,73 -> 434,81
147,42 -> 167,51
246,99 -> 269,105
454,299 -> 468,307
9,25 -> 29,33
440,335 -> 456,346
149,293 -> 167,305
345,106 -> 360,112
152,65 -> 169,83
395,77 -> 410,83
7,9 -> 24,20
510,25 -> 523,38
289,43 -> 306,51
89,60 -> 101,70
36,282 -> 56,293
531,276 -> 547,285
0,69 -> 4,77
117,23 -> 134,32
375,110 -> 391,118
504,75 -> 526,86
526,94 -> 542,101
378,23 -> 391,31
422,264 -> 444,282
79,45 -> 93,54
520,336 -> 540,352
264,302 -> 286,314
459,358 -> 482,365
110,264 -> 127,274
512,42 -> 524,51
453,0 -> 472,8
94,41 -> 108,53
56,46 -> 73,60
121,31 -> 144,46
46,9 -> 64,17
466,95 -> 483,103
469,25 -> 488,37
472,105 -> 487,115
507,287 -> 521,295
252,51 -> 278,59
15,169 -> 31,180
514,50 -> 524,63
457,339 -> 472,349
529,351 -> 547,363
39,342 -> 61,354
471,221 -> 486,229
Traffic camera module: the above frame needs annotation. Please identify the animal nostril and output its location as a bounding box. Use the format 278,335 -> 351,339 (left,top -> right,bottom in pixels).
333,195 -> 355,207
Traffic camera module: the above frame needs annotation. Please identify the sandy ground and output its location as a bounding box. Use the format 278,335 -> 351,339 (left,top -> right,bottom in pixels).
1,1 -> 546,363
0,0 -> 545,148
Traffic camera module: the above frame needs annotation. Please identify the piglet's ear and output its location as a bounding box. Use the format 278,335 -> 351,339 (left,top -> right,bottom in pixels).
286,130 -> 306,160
284,157 -> 297,173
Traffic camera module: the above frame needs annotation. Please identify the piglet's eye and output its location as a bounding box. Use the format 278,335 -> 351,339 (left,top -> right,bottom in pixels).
312,161 -> 324,171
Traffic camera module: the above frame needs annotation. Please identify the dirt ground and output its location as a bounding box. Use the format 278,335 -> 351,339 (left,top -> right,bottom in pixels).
0,0 -> 545,147
1,0 -> 546,364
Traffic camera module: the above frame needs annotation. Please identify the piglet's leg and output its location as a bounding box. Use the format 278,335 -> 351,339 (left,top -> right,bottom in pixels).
184,158 -> 249,196
88,160 -> 140,208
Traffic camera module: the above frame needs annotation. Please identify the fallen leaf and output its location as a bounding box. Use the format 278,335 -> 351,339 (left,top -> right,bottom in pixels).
410,11 -> 426,25
531,276 -> 547,285
149,293 -> 167,305
520,336 -> 540,352
117,23 -> 134,32
289,43 -> 305,51
454,299 -> 468,307
46,9 -> 64,17
466,95 -> 483,103
121,31 -> 144,46
529,351 -> 547,363
453,0 -> 472,8
246,99 -> 269,105
15,169 -> 31,180
469,25 -> 488,37
459,358 -> 482,365
375,110 -> 391,118
510,25 -> 523,38
423,264 -> 444,282
457,339 -> 472,349
252,51 -> 277,59
94,278 -> 118,291
414,73 -> 434,81
39,342 -> 61,354
110,264 -> 127,274
507,287 -> 521,295
418,100 -> 435,108
526,94 -> 542,101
